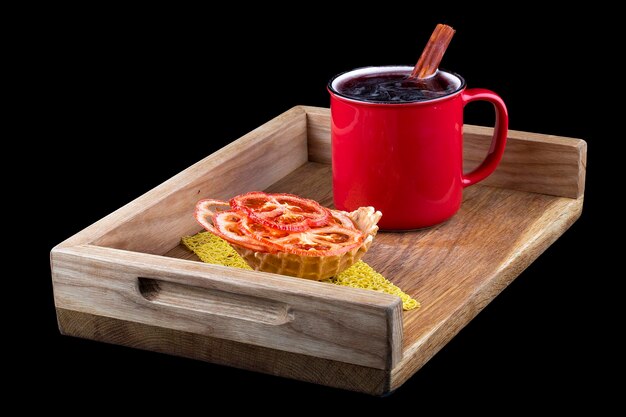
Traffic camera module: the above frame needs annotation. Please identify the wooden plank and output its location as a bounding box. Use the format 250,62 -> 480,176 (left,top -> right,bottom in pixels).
303,106 -> 586,199
305,106 -> 333,164
51,244 -> 402,370
57,308 -> 390,395
164,243 -> 200,261
55,106 -> 309,254
463,126 -> 586,198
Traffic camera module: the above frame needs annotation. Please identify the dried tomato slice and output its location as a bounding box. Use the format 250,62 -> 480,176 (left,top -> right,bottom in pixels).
195,201 -> 268,252
267,225 -> 364,256
239,215 -> 291,243
195,199 -> 230,218
239,217 -> 364,257
212,211 -> 279,252
196,193 -> 366,258
231,192 -> 330,231
194,199 -> 229,236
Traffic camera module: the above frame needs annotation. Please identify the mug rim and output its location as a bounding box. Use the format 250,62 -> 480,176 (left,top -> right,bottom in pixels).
327,65 -> 467,106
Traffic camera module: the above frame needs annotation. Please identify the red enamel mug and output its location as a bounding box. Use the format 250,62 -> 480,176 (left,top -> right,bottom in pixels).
328,66 -> 508,230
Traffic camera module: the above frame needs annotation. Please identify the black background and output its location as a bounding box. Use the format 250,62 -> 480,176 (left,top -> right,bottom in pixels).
32,6 -> 614,411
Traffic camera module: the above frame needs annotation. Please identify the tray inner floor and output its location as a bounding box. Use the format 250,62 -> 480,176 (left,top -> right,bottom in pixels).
164,161 -> 581,354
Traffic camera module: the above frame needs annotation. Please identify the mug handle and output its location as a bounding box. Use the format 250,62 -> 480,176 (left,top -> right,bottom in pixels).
461,88 -> 509,187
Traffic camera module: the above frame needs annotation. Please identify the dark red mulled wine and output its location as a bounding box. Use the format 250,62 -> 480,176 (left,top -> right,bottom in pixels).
335,70 -> 459,103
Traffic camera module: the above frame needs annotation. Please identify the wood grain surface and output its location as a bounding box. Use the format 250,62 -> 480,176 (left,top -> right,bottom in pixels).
52,106 -> 586,395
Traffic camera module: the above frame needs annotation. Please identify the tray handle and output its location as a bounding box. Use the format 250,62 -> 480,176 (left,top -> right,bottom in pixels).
138,277 -> 294,325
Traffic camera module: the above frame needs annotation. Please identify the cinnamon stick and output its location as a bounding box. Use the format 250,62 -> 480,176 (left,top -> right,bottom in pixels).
410,24 -> 456,79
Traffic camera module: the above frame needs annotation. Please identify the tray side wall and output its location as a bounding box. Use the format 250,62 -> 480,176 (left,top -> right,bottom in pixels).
304,106 -> 586,199
51,245 -> 403,370
390,195 -> 584,390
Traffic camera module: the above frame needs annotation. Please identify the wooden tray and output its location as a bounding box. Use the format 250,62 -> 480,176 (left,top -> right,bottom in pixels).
51,106 -> 586,395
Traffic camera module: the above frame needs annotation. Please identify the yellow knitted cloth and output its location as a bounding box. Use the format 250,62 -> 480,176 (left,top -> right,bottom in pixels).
182,232 -> 419,311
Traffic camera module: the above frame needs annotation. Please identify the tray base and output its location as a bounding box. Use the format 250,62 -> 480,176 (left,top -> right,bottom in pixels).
57,308 -> 390,395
